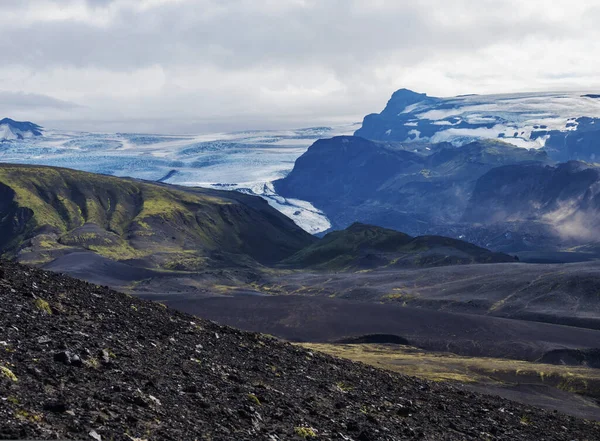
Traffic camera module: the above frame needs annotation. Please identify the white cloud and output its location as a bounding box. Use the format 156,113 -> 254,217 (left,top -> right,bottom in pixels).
0,0 -> 599,132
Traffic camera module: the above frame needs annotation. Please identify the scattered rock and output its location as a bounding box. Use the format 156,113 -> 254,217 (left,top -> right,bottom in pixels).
53,350 -> 83,367
0,259 -> 598,440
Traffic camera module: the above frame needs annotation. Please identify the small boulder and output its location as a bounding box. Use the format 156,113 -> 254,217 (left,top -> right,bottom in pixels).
54,351 -> 83,367
44,401 -> 69,413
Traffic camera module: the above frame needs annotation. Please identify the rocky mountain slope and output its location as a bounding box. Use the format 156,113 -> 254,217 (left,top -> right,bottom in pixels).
0,163 -> 316,271
1,259 -> 600,440
281,223 -> 515,270
273,136 -> 550,242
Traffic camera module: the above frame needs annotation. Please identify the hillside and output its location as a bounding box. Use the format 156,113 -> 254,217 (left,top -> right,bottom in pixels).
281,223 -> 515,270
0,163 -> 316,272
2,259 -> 600,440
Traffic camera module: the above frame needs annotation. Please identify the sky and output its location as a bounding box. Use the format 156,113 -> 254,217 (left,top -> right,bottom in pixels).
1,0 -> 599,134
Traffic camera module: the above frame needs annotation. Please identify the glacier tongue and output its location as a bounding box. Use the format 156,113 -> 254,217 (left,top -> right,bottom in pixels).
239,182 -> 331,235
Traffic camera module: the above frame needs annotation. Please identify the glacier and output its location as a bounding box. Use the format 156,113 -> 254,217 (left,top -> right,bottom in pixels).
0,124 -> 357,234
355,90 -> 600,156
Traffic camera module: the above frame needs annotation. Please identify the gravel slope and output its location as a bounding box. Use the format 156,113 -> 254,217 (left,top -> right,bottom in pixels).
1,260 -> 599,440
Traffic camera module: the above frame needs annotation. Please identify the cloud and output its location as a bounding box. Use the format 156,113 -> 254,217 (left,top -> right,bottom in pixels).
0,91 -> 81,110
0,0 -> 599,132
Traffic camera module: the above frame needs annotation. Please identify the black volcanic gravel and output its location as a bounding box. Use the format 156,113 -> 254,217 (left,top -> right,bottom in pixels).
0,260 -> 599,440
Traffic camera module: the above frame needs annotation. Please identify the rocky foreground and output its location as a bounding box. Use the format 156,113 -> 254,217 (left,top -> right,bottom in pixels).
0,260 -> 599,440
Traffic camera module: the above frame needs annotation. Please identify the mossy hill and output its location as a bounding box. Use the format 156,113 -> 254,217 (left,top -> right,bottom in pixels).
0,163 -> 316,270
281,223 -> 515,270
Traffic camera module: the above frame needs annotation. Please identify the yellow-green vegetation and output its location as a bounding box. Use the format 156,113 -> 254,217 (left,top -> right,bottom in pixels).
294,426 -> 317,438
520,415 -> 532,425
84,357 -> 101,369
34,298 -> 53,315
300,343 -> 600,396
247,393 -> 261,406
489,293 -> 516,312
249,283 -> 285,295
335,381 -> 354,392
1,365 -> 18,382
15,409 -> 42,422
163,254 -> 209,271
0,165 -> 231,265
381,289 -> 416,302
0,163 -> 315,280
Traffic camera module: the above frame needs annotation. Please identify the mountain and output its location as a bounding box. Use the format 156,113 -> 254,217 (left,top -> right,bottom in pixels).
0,163 -> 316,273
281,222 -> 515,270
354,89 -> 600,163
464,161 -> 600,238
2,259 -> 600,440
274,136 -> 548,240
0,118 -> 43,140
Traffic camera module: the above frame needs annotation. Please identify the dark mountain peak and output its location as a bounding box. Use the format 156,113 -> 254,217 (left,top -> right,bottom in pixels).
336,222 -> 413,243
389,87 -> 429,101
346,221 -> 387,232
310,135 -> 371,149
382,88 -> 438,116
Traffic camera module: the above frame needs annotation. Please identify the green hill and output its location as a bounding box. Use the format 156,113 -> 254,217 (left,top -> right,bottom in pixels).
0,163 -> 316,270
282,223 -> 515,270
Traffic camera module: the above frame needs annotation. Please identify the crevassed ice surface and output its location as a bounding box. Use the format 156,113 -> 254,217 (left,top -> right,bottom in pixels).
0,124 -> 358,234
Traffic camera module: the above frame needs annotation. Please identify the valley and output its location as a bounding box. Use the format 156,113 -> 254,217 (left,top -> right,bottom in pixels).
3,88 -> 600,437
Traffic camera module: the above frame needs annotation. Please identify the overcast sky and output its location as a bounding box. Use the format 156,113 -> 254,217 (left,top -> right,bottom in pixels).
1,0 -> 599,133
